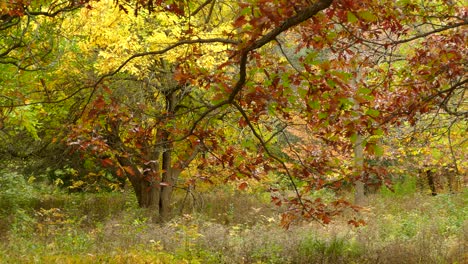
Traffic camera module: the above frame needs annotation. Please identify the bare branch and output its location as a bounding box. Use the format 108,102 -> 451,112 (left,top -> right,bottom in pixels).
346,21 -> 467,47
192,0 -> 213,16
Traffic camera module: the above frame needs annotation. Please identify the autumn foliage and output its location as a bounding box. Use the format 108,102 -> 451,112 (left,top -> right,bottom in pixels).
0,0 -> 466,225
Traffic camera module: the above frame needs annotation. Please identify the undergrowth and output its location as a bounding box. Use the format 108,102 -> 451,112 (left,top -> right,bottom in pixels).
0,172 -> 466,263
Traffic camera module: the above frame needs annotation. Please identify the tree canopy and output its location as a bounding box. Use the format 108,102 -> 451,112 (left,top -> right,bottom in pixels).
1,0 -> 466,225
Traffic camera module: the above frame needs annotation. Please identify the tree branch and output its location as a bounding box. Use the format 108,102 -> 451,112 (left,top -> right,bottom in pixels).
192,0 -> 213,16
188,0 -> 333,140
344,21 -> 467,47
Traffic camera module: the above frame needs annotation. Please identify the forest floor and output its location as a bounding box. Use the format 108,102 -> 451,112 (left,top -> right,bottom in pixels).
0,177 -> 466,263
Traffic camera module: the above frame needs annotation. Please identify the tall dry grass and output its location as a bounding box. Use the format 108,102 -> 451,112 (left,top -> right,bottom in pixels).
0,177 -> 466,263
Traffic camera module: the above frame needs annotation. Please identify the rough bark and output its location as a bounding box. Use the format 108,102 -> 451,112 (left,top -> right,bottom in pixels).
130,175 -> 161,209
117,155 -> 162,209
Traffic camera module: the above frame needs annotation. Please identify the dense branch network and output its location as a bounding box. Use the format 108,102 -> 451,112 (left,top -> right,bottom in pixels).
1,0 -> 466,224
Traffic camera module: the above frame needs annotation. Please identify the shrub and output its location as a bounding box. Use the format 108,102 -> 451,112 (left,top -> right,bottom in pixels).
0,171 -> 38,214
297,235 -> 362,263
381,175 -> 417,197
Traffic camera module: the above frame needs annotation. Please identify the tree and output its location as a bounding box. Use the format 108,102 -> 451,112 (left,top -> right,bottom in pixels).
2,0 -> 466,224
0,0 -> 93,172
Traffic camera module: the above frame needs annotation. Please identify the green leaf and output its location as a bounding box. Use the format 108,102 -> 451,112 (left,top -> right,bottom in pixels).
339,98 -> 353,109
240,6 -> 252,15
326,31 -> 337,41
308,100 -> 320,110
241,139 -> 256,150
373,144 -> 384,156
358,10 -> 378,22
281,73 -> 291,88
373,128 -> 384,136
347,12 -> 358,23
333,71 -> 353,81
358,87 -> 372,95
318,112 -> 328,119
431,149 -> 442,159
267,102 -> 278,115
304,50 -> 320,65
366,109 -> 380,117
362,94 -> 375,101
83,159 -> 95,170
396,0 -> 411,6
298,87 -> 308,98
326,79 -> 336,88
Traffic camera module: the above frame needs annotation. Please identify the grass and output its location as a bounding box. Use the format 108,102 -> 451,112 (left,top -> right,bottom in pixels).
0,175 -> 466,263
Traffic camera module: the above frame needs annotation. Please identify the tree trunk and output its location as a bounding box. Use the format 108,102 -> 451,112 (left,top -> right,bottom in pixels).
158,69 -> 179,221
129,175 -> 161,209
354,133 -> 366,205
159,135 -> 183,221
159,168 -> 181,221
426,169 -> 437,196
118,155 -> 162,210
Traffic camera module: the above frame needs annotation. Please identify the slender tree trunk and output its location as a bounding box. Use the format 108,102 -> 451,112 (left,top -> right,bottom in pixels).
158,129 -> 183,221
464,171 -> 468,190
447,170 -> 454,194
159,167 -> 181,221
354,133 -> 366,205
426,169 -> 437,196
158,80 -> 179,221
159,149 -> 173,221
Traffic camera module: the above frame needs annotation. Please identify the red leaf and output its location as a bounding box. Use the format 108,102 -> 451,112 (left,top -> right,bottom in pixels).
239,118 -> 247,128
280,213 -> 295,229
272,197 -> 282,206
238,182 -> 248,190
116,167 -> 123,177
93,96 -> 106,110
233,15 -> 248,28
101,158 -> 113,167
123,166 -> 135,176
322,215 -> 331,224
333,181 -> 342,188
174,69 -> 190,82
348,219 -> 366,227
102,85 -> 112,94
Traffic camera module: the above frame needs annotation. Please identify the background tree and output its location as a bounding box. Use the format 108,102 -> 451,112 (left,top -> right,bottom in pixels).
0,0 -> 93,175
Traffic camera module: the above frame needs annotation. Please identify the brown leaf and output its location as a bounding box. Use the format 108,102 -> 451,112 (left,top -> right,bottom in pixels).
123,166 -> 135,176
238,182 -> 248,190
233,15 -> 248,28
101,158 -> 113,167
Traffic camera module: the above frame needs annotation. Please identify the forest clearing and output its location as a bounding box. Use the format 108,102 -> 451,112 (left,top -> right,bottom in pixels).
0,178 -> 467,263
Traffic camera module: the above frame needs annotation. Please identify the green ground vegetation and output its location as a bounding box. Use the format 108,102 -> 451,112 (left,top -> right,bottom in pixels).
0,171 -> 466,264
